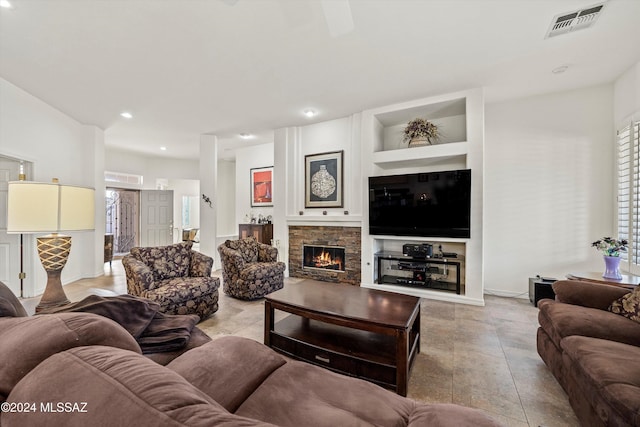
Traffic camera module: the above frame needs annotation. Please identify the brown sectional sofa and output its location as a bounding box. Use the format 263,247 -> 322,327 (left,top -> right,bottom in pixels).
537,280 -> 640,427
0,281 -> 503,427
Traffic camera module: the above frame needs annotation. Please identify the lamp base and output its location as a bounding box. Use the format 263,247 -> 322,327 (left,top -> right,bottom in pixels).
35,269 -> 71,312
35,235 -> 72,313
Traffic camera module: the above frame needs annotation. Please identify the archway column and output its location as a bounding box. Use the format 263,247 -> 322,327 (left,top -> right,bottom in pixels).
199,135 -> 219,268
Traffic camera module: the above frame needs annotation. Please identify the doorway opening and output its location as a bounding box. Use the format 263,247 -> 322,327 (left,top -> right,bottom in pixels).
106,188 -> 140,255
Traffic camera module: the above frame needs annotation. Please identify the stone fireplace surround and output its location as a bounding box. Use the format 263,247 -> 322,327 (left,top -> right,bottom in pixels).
288,226 -> 361,286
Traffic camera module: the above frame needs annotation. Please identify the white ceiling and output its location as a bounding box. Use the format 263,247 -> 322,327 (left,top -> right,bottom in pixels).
1,0 -> 639,161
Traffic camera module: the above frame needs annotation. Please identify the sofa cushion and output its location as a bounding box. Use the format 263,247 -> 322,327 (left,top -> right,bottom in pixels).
552,280 -> 630,310
2,346 -> 275,427
409,403 -> 503,427
0,313 -> 141,401
168,336 -> 287,413
538,299 -> 640,348
131,242 -> 193,281
0,298 -> 21,317
0,281 -> 28,317
561,336 -> 640,427
235,360 -> 416,427
610,285 -> 640,323
226,237 -> 259,263
142,276 -> 220,318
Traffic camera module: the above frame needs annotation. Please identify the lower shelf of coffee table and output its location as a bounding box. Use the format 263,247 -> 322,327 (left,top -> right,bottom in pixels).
269,314 -> 397,389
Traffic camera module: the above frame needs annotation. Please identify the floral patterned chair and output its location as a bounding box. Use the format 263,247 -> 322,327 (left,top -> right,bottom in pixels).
122,242 -> 219,320
217,237 -> 285,300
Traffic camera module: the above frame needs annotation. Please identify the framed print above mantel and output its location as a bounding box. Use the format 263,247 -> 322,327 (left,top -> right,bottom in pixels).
251,166 -> 273,207
305,150 -> 343,208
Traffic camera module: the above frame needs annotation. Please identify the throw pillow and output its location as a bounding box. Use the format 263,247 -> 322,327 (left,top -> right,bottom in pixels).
131,241 -> 193,281
609,286 -> 640,323
0,313 -> 141,401
0,299 -> 19,317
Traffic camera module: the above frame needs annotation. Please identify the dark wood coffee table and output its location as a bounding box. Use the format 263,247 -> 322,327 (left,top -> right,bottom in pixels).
264,281 -> 421,396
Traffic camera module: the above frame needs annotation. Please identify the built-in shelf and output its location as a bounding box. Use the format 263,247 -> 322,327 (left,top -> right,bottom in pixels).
371,141 -> 468,169
373,97 -> 467,155
361,88 -> 484,305
370,234 -> 468,244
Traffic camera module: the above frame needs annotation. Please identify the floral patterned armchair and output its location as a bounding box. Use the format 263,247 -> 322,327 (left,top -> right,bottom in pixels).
217,237 -> 285,300
122,242 -> 219,320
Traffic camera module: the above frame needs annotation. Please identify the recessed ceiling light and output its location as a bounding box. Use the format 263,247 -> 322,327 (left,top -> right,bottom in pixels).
160,146 -> 167,151
0,0 -> 12,9
303,109 -> 316,118
120,111 -> 133,119
552,65 -> 569,74
239,133 -> 252,139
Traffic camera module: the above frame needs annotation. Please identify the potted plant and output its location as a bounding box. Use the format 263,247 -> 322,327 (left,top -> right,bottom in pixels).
403,118 -> 439,147
592,237 -> 628,280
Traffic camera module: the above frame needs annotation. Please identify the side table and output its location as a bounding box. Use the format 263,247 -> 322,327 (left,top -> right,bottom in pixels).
567,272 -> 639,290
528,277 -> 556,307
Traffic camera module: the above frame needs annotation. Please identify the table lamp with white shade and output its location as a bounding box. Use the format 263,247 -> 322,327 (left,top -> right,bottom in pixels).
6,179 -> 95,312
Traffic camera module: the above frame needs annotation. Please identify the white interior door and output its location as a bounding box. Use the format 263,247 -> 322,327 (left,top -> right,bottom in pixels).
140,190 -> 173,247
0,158 -> 30,296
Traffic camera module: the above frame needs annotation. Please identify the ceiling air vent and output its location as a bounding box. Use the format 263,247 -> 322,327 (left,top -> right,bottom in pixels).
545,3 -> 606,38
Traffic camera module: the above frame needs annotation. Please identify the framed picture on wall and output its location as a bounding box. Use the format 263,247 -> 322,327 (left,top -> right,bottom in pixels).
305,150 -> 343,208
250,166 -> 273,207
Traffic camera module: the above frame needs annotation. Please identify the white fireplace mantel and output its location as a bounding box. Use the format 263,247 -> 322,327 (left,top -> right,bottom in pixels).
286,215 -> 362,228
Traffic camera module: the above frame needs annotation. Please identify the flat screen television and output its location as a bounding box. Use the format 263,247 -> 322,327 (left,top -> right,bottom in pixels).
368,169 -> 471,238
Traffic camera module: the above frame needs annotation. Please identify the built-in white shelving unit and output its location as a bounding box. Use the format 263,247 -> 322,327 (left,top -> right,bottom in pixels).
371,141 -> 469,169
360,89 -> 485,306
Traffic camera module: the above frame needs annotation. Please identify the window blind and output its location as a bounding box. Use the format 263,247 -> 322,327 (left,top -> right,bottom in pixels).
617,122 -> 640,267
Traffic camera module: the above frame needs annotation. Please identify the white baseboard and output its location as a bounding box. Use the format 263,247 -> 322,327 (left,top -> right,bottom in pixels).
483,288 -> 530,299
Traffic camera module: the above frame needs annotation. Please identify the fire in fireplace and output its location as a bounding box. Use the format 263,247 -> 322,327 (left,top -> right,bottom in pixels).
303,245 -> 346,272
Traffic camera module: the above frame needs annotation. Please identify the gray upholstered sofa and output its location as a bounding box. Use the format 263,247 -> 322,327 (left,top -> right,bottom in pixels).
218,237 -> 285,300
123,241 -> 219,319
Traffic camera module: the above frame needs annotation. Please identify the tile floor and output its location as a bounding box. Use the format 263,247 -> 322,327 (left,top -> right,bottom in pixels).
21,261 -> 579,427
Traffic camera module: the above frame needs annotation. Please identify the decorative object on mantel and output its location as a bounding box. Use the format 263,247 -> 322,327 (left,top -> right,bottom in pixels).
403,118 -> 439,147
305,150 -> 344,208
202,194 -> 213,208
592,237 -> 628,280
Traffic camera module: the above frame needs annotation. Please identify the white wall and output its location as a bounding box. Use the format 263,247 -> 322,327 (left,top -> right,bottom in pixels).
217,159 -> 236,237
0,77 -> 103,297
297,116 -> 362,217
167,179 -> 199,243
235,143 -> 274,225
484,84 -> 614,296
105,148 -> 199,188
614,61 -> 640,126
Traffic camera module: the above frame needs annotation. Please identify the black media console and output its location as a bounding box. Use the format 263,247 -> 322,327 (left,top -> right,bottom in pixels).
375,251 -> 462,295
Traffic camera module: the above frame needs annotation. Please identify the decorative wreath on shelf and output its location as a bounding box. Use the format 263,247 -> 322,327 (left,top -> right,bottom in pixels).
402,118 -> 439,144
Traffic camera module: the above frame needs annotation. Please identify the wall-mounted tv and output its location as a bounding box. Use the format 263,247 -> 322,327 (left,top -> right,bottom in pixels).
368,169 -> 471,238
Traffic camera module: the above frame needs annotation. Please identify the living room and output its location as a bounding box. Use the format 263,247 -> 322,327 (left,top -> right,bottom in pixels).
1,1 -> 640,426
